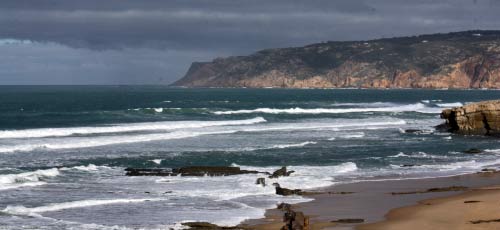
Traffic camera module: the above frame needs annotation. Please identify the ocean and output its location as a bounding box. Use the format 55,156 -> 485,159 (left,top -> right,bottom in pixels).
0,86 -> 499,229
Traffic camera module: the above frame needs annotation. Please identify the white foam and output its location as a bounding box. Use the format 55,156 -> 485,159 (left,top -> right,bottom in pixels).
2,198 -> 166,216
150,159 -> 163,165
388,152 -> 410,158
62,164 -> 112,172
0,165 -> 111,190
240,119 -> 406,133
231,162 -> 358,190
340,132 -> 365,139
0,130 -> 238,153
420,158 -> 500,171
332,102 -> 397,107
436,102 -> 463,108
213,103 -> 438,115
0,118 -> 405,153
0,168 -> 59,191
264,141 -> 317,149
236,141 -> 318,152
0,117 -> 266,139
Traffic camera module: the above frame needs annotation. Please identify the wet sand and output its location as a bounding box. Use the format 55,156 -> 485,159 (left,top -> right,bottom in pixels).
359,186 -> 500,230
244,172 -> 500,230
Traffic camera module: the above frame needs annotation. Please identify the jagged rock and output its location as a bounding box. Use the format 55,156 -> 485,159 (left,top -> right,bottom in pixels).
256,177 -> 266,186
404,129 -> 423,133
269,167 -> 295,178
280,208 -> 309,230
400,164 -> 421,167
125,168 -> 173,176
172,31 -> 500,89
440,100 -> 500,135
276,187 -> 302,196
463,148 -> 483,154
277,203 -> 292,212
125,166 -> 261,177
274,183 -> 302,196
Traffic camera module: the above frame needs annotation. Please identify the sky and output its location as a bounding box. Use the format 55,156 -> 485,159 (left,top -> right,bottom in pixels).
1,0 -> 500,85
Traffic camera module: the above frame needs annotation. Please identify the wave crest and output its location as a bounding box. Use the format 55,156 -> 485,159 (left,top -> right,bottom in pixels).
0,117 -> 266,139
212,103 -> 441,115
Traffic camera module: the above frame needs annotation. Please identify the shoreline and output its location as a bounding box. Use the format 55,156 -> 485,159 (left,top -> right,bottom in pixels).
242,170 -> 500,230
358,185 -> 500,230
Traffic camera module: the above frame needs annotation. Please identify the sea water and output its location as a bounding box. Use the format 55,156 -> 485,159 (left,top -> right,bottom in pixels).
0,86 -> 499,229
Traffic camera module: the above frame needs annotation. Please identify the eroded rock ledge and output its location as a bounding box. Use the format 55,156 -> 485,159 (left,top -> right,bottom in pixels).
440,100 -> 500,135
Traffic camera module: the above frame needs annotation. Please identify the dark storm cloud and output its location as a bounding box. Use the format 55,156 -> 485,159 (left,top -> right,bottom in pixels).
1,0 -> 500,84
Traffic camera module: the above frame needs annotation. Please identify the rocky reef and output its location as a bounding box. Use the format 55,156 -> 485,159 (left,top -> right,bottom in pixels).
125,166 -> 264,177
440,100 -> 500,135
173,31 -> 500,89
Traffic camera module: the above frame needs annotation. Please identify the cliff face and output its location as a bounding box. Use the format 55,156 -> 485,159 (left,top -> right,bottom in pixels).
173,31 -> 500,89
441,100 -> 500,135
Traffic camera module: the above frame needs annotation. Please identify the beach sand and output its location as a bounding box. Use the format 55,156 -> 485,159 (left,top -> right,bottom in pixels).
245,172 -> 500,230
359,186 -> 500,230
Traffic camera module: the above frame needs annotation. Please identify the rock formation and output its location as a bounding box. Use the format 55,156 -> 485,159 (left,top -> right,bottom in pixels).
172,31 -> 500,89
440,100 -> 500,135
269,166 -> 295,178
125,166 -> 263,176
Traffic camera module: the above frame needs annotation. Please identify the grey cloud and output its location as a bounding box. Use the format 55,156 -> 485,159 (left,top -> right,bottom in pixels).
0,0 -> 500,84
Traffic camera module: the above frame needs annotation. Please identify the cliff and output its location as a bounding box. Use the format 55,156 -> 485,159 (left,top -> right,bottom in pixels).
172,31 -> 500,88
441,100 -> 500,136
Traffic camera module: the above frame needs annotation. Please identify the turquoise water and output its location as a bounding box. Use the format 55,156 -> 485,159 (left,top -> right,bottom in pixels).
0,86 -> 499,229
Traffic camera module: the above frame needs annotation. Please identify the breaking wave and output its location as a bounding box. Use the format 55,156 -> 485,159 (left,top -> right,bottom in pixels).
240,141 -> 317,151
0,118 -> 406,153
2,198 -> 166,216
0,168 -> 59,191
0,165 -> 111,190
436,102 -> 463,108
0,117 -> 266,139
212,103 -> 441,115
266,141 -> 317,149
232,162 -> 358,190
0,130 -> 238,153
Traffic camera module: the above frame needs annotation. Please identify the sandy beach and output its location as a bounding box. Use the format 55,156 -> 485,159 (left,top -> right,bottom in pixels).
359,186 -> 500,230
245,171 -> 500,230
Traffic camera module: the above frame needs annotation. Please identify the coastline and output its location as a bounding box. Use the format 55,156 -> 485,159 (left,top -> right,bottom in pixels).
243,171 -> 500,230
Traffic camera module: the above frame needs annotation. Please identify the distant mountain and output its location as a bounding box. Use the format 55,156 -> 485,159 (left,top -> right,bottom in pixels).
172,31 -> 500,89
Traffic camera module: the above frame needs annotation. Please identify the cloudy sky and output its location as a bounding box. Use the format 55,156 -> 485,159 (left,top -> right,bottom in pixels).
1,0 -> 500,85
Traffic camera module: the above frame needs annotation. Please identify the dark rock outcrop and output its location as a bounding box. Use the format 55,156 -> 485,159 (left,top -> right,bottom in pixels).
269,167 -> 295,178
256,177 -> 266,186
331,219 -> 365,224
277,203 -> 310,230
400,164 -> 421,167
173,31 -> 500,89
274,183 -> 302,196
125,166 -> 262,177
440,100 -> 500,135
463,148 -> 483,154
181,222 -> 241,230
